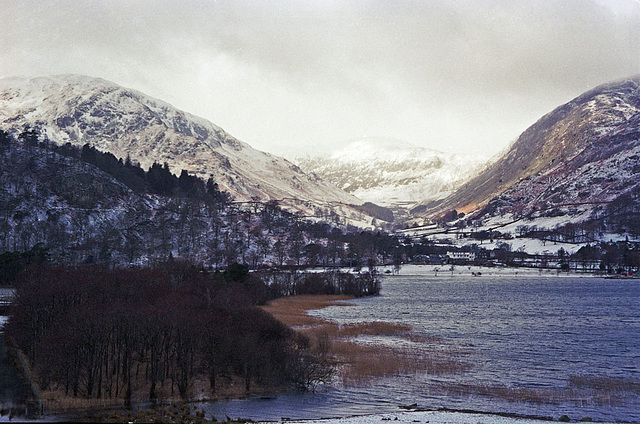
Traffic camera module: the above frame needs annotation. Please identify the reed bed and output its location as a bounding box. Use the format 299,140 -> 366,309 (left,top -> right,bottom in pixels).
41,390 -> 126,413
334,321 -> 413,337
332,340 -> 470,385
298,321 -> 413,340
432,382 -> 562,405
264,296 -> 639,409
263,295 -> 471,385
568,374 -> 640,393
39,374 -> 269,414
431,377 -> 640,407
260,295 -> 354,326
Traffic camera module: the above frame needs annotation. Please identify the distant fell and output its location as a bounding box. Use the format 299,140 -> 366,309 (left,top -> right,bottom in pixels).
297,137 -> 487,208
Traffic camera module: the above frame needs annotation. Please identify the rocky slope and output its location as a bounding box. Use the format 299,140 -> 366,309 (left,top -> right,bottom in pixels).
0,74 -> 367,220
413,76 -> 640,221
297,138 -> 487,208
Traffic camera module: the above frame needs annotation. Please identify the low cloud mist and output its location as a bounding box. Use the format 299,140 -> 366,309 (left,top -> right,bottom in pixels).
2,0 -> 638,158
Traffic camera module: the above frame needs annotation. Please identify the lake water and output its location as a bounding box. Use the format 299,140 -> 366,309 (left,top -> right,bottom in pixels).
202,267 -> 640,423
0,287 -> 15,329
0,287 -> 30,412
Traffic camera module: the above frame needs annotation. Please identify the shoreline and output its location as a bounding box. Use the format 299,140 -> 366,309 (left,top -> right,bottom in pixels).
258,292 -> 637,424
260,292 -> 471,389
10,294 -> 366,422
379,264 -> 608,277
256,408 -> 626,424
260,294 -> 356,327
9,277 -> 638,423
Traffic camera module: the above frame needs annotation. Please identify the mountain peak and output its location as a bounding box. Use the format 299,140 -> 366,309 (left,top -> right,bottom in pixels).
413,75 -> 640,220
0,74 -> 373,224
297,138 -> 487,208
328,137 -> 443,163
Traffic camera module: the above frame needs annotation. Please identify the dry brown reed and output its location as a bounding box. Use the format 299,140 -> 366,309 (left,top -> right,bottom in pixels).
335,321 -> 413,337
263,294 -> 471,385
433,382 -> 560,405
265,296 -> 640,407
332,340 -> 470,385
40,373 -> 279,415
568,374 -> 640,393
297,321 -> 412,341
260,295 -> 354,326
430,376 -> 640,408
41,389 -> 126,413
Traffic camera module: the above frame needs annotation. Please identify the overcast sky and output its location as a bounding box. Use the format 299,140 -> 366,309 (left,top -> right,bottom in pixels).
1,0 -> 638,159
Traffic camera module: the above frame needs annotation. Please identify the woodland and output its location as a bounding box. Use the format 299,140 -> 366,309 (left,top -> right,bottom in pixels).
1,127 -> 638,412
6,260 -> 382,407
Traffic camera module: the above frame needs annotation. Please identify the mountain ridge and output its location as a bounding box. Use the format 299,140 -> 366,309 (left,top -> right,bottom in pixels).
412,75 -> 640,221
0,74 -> 376,224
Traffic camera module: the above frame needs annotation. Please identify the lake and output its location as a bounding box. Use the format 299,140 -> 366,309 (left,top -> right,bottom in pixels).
202,267 -> 640,422
0,287 -> 15,329
0,287 -> 31,412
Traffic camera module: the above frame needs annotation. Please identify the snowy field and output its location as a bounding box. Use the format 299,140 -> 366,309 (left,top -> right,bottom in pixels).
397,211 -> 638,257
258,410 -> 619,424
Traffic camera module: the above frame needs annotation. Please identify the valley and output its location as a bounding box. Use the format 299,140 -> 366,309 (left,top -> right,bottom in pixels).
295,137 -> 488,209
0,73 -> 639,423
2,1 -> 640,422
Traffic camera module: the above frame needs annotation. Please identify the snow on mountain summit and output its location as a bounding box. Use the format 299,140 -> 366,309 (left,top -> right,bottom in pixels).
0,74 -> 226,149
0,74 -> 367,218
297,137 -> 488,208
327,137 -> 422,162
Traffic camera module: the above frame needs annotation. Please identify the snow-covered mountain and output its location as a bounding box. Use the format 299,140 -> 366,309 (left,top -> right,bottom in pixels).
296,138 -> 487,208
413,75 -> 640,225
0,74 -> 370,220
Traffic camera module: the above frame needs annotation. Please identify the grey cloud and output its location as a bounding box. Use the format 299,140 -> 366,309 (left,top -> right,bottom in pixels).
1,0 -> 638,157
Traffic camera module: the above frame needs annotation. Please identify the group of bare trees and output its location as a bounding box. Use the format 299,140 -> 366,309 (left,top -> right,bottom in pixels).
258,269 -> 381,298
6,262 -> 331,404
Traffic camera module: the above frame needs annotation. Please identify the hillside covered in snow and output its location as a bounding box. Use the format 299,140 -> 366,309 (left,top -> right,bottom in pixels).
412,76 -> 640,229
398,76 -> 640,258
0,130 -> 398,267
0,74 -> 371,221
297,138 -> 487,208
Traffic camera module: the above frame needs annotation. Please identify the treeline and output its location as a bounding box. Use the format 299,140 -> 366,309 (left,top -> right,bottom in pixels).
2,128 -> 230,203
514,191 -> 640,243
0,243 -> 48,285
598,188 -> 640,238
573,241 -> 640,273
6,262 -> 337,405
1,128 -> 408,269
258,268 -> 381,299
